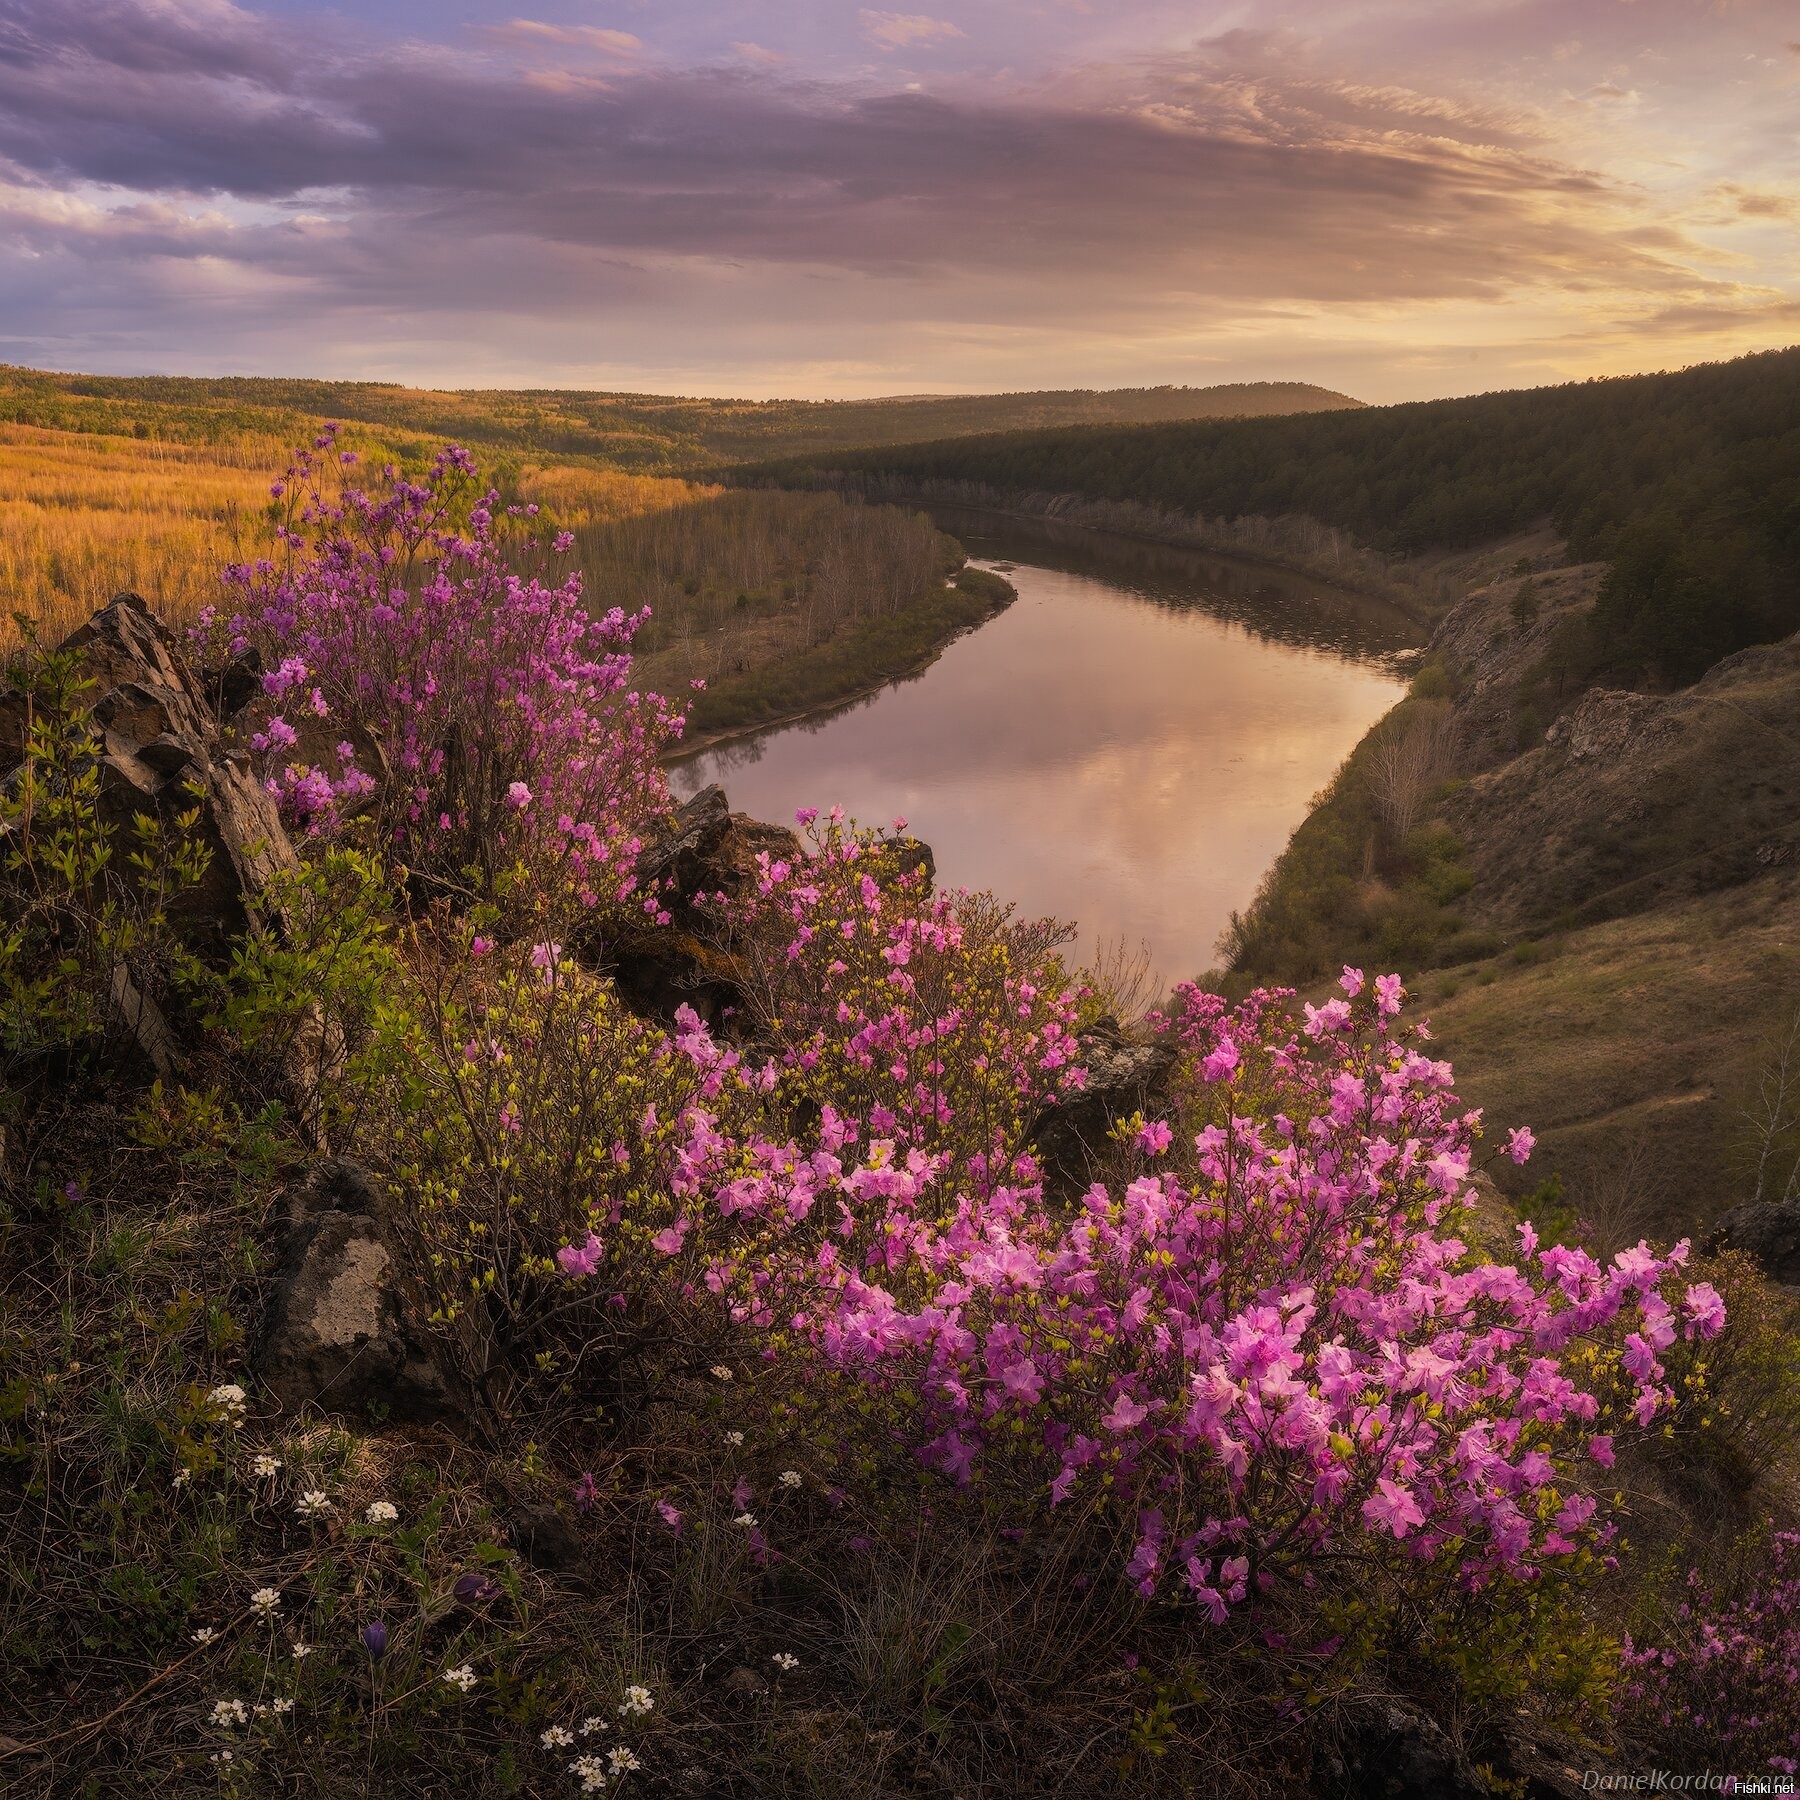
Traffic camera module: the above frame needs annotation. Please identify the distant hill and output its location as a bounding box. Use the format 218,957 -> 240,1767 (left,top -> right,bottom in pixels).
754,346 -> 1800,685
0,368 -> 1360,474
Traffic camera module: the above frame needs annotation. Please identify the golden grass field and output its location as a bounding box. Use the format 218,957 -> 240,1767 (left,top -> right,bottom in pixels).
0,422 -> 716,651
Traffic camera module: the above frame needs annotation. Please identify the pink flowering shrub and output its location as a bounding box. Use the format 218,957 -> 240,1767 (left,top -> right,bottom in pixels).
707,808 -> 1085,1193
699,970 -> 1722,1639
201,430 -> 681,913
366,922 -> 782,1420
1620,1532 -> 1800,1773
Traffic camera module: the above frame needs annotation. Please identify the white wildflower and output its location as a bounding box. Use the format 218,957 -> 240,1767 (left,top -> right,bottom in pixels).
210,1750 -> 234,1766
250,1453 -> 282,1478
541,1725 -> 575,1748
569,1753 -> 609,1793
723,1430 -> 744,1447
777,1470 -> 801,1489
617,1684 -> 653,1717
364,1500 -> 399,1525
442,1663 -> 477,1693
772,1652 -> 799,1672
290,1641 -> 313,1659
172,1468 -> 191,1491
270,1697 -> 294,1715
209,1697 -> 249,1728
207,1383 -> 248,1423
294,1490 -> 332,1520
191,1626 -> 218,1646
710,1365 -> 733,1381
579,1715 -> 606,1736
733,1512 -> 757,1528
608,1747 -> 641,1774
250,1587 -> 281,1617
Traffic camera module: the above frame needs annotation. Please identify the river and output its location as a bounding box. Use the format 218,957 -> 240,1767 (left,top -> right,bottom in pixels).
669,509 -> 1415,986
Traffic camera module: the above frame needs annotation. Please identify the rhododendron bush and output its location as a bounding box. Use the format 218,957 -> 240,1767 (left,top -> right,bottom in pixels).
199,428 -> 681,911
709,808 -> 1086,1185
687,970 -> 1723,1634
1621,1531 -> 1800,1773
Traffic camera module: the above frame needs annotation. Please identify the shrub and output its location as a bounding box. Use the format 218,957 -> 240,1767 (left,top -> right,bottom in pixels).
203,430 -> 682,921
1620,1529 -> 1800,1774
0,624 -> 210,1081
694,969 -> 1721,1664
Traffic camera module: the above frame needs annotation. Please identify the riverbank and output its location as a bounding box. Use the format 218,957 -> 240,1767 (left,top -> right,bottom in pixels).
1224,544 -> 1800,1239
667,564 -> 1015,761
735,470 -> 1478,629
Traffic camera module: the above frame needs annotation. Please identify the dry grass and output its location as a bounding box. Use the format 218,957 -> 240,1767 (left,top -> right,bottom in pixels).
0,427 -> 717,652
1422,870 -> 1800,1234
0,424 -> 282,644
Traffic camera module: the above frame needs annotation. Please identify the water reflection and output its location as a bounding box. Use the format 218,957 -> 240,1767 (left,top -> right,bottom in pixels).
670,513 -> 1413,985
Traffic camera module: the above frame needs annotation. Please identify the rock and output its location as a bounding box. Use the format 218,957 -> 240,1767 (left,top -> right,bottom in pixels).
255,1158 -> 456,1423
5,596 -> 300,949
107,964 -> 183,1079
506,1502 -> 584,1573
1029,1018 -> 1175,1194
635,784 -> 803,922
1706,1200 -> 1800,1286
1543,687 -> 1673,763
1315,1699 -> 1488,1800
637,783 -> 733,906
205,646 -> 264,721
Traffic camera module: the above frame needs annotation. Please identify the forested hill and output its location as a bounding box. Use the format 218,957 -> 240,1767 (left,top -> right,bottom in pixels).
753,346 -> 1800,685
0,368 -> 1358,473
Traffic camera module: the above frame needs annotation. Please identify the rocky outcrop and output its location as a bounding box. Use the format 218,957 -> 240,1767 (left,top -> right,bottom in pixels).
2,595 -> 299,945
608,784 -> 934,1026
1030,1017 -> 1175,1194
1706,1200 -> 1800,1287
255,1158 -> 458,1424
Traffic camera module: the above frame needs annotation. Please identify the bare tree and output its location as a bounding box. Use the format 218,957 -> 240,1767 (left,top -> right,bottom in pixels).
1082,935 -> 1166,1034
1571,1139 -> 1665,1260
1740,1006 -> 1800,1206
1366,703 -> 1458,843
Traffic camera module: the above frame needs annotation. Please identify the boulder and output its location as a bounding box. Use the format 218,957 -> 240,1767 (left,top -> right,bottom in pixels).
603,785 -> 805,1025
1706,1200 -> 1800,1286
1314,1699 -> 1488,1800
255,1159 -> 457,1424
1029,1017 -> 1175,1194
635,783 -> 804,923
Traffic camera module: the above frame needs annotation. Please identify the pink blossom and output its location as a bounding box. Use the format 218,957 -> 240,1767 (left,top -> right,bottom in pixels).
1361,1479 -> 1426,1540
556,1232 -> 604,1278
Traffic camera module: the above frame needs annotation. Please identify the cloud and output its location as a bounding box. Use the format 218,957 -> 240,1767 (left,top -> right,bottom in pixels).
858,11 -> 965,53
494,21 -> 644,56
0,0 -> 1786,398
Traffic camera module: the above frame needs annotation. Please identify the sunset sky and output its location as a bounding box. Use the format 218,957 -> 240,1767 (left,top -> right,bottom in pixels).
1,0 -> 1796,401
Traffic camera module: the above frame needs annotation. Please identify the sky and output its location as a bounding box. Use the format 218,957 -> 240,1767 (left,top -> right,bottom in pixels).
0,0 -> 1796,402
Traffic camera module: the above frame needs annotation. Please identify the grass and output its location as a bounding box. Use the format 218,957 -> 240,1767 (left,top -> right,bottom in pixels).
0,423 -> 722,649
0,424 -> 282,645
1420,872 -> 1800,1233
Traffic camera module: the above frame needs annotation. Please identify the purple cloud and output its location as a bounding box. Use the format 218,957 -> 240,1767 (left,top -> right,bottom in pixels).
0,0 -> 1792,398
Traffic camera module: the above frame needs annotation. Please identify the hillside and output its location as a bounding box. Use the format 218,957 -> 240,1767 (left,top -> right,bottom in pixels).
1225,540 -> 1800,1234
753,345 -> 1800,683
0,367 -> 1360,476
